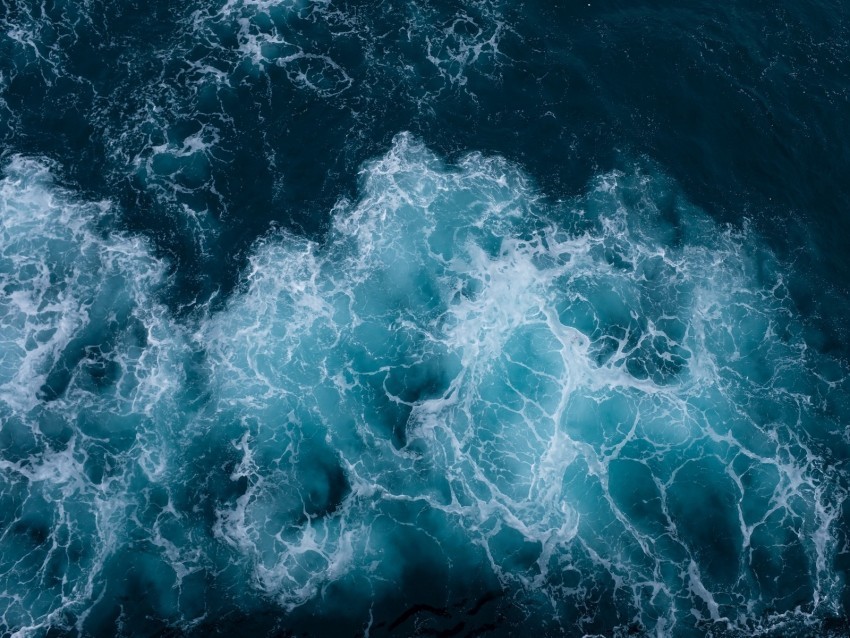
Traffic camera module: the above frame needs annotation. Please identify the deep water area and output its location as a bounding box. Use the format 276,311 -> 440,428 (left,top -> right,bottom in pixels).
1,1 -> 850,637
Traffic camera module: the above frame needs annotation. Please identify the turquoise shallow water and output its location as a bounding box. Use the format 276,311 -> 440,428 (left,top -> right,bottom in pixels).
1,1 -> 850,636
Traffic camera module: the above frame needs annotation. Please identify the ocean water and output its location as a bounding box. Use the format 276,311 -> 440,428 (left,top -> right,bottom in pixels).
1,1 -> 850,637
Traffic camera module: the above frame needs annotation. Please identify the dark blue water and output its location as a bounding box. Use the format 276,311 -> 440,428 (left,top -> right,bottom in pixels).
1,1 -> 850,636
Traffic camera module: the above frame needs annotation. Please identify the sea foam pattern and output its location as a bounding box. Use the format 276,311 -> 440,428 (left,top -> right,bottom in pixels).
0,0 -> 512,285
1,136 -> 848,636
0,157 -> 189,635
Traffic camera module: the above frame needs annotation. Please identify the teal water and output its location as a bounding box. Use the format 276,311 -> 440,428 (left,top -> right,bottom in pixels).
1,1 -> 850,636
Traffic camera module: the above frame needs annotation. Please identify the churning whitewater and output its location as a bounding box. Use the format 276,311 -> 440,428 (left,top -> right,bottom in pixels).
1,135 -> 848,637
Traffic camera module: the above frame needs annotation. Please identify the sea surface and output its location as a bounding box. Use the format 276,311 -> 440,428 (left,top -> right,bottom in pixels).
1,1 -> 850,636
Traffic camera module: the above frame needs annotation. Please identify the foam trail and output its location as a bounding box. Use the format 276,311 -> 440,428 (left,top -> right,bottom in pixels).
1,137 -> 848,636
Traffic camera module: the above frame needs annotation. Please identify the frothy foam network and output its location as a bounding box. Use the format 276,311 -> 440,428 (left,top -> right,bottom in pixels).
1,135 -> 848,636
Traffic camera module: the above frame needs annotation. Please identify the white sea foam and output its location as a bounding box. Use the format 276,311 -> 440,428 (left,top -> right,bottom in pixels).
0,137 -> 847,635
0,157 -> 190,636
